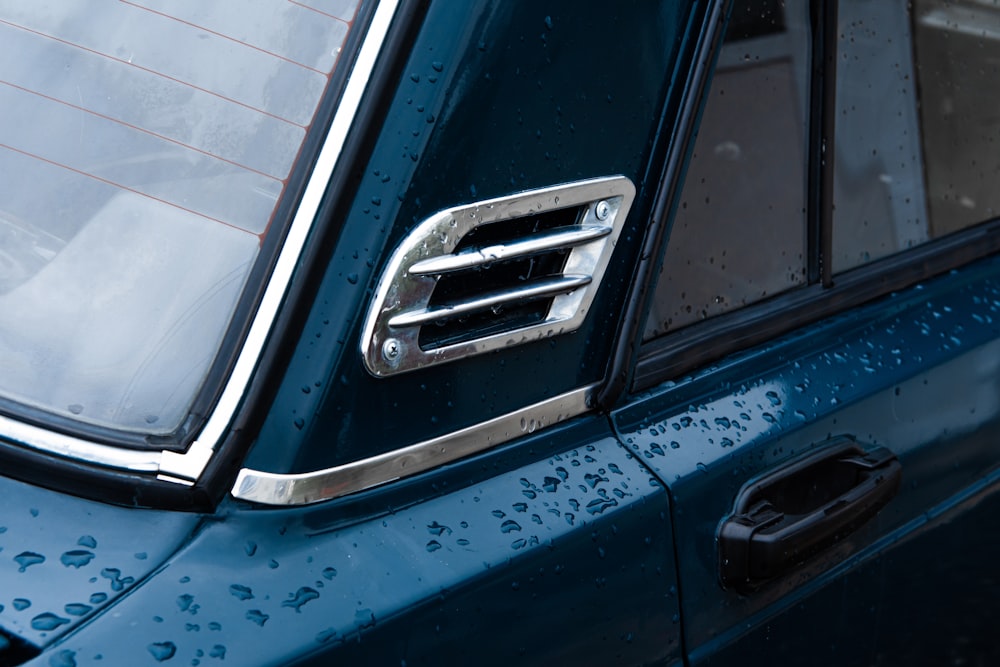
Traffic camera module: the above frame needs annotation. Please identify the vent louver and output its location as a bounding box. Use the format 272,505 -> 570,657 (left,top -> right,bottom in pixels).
361,176 -> 635,376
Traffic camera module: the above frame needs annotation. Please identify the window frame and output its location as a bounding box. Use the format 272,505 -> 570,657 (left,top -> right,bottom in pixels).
627,0 -> 1000,394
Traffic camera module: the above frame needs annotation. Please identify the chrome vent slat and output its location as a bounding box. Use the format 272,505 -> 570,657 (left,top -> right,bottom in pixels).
387,274 -> 592,328
361,175 -> 636,376
408,224 -> 613,276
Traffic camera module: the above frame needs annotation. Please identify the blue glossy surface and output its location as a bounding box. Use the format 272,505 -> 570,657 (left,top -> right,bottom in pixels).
0,476 -> 197,648
30,421 -> 681,665
615,255 -> 1000,662
245,0 -> 694,475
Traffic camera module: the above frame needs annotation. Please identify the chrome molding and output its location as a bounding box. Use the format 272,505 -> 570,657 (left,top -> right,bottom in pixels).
0,0 -> 401,485
231,384 -> 597,506
361,176 -> 636,377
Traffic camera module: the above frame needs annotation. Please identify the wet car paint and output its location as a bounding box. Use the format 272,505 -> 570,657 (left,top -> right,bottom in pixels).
616,255 -> 1000,663
30,421 -> 681,666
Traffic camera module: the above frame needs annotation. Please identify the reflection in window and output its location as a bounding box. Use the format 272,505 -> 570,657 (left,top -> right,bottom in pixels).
914,0 -> 1000,234
833,0 -> 1000,272
0,1 -> 361,433
644,0 -> 810,340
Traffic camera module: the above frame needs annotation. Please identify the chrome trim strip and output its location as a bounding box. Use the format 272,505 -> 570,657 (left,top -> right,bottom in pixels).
387,274 -> 592,328
408,224 -> 613,276
231,384 -> 597,506
0,415 -> 160,472
0,0 -> 400,483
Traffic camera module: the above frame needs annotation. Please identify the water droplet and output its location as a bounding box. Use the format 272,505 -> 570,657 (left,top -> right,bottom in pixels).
68,404 -> 83,415
89,593 -> 108,605
208,622 -> 221,631
228,585 -> 253,601
147,642 -> 176,662
316,627 -> 337,644
77,536 -> 97,549
12,599 -> 30,611
346,273 -> 359,285
431,61 -> 443,72
426,521 -> 452,536
134,552 -> 147,560
31,612 -> 69,631
586,497 -> 618,515
49,649 -> 77,667
14,551 -> 45,572
281,587 -> 319,613
293,418 -> 305,430
542,476 -> 561,492
245,609 -> 268,626
209,645 -> 226,659
64,603 -> 92,617
102,568 -> 134,592
322,567 -> 337,580
176,594 -> 195,613
244,542 -> 257,557
355,608 -> 376,629
60,550 -> 94,569
425,540 -> 442,553
500,520 -> 521,534
765,391 -> 781,406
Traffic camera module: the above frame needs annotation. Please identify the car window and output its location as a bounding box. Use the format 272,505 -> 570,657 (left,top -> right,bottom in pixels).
643,0 -> 810,339
832,0 -> 1000,271
0,1 -> 360,433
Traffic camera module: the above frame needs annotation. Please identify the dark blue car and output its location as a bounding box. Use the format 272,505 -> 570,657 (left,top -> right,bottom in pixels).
0,0 -> 998,664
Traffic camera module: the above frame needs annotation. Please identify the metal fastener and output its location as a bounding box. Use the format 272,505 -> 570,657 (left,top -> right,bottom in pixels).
382,338 -> 402,361
594,200 -> 610,221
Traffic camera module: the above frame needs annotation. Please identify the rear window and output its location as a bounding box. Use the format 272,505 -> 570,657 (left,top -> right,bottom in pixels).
0,0 -> 361,433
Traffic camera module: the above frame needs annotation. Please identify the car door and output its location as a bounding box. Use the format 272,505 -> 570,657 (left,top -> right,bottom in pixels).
613,0 -> 1000,664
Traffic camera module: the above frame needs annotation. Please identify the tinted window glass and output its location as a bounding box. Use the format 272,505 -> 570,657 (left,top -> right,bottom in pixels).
644,0 -> 810,339
0,1 -> 361,432
833,0 -> 1000,272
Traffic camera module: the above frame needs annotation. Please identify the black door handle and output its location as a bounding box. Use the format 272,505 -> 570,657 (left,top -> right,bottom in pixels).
718,436 -> 901,593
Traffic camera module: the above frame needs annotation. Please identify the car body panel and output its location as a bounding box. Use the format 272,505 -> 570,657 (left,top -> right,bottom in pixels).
615,254 -> 1000,664
29,419 -> 681,666
0,475 -> 198,648
242,0 -> 696,477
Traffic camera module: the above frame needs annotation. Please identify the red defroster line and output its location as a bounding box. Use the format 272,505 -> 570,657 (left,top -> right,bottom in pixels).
288,0 -> 354,23
118,0 -> 333,77
0,79 -> 286,182
0,18 -> 307,130
0,142 -> 265,240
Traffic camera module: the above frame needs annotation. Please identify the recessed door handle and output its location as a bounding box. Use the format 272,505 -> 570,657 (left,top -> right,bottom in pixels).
718,436 -> 901,593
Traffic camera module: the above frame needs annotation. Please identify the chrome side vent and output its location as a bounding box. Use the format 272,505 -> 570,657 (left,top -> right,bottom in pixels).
361,175 -> 635,376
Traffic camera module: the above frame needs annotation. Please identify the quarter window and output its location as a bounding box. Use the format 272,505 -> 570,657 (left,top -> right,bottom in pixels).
644,1 -> 810,339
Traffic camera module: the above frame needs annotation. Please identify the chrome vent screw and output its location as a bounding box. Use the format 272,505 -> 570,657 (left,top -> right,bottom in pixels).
382,338 -> 402,362
595,200 -> 610,221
